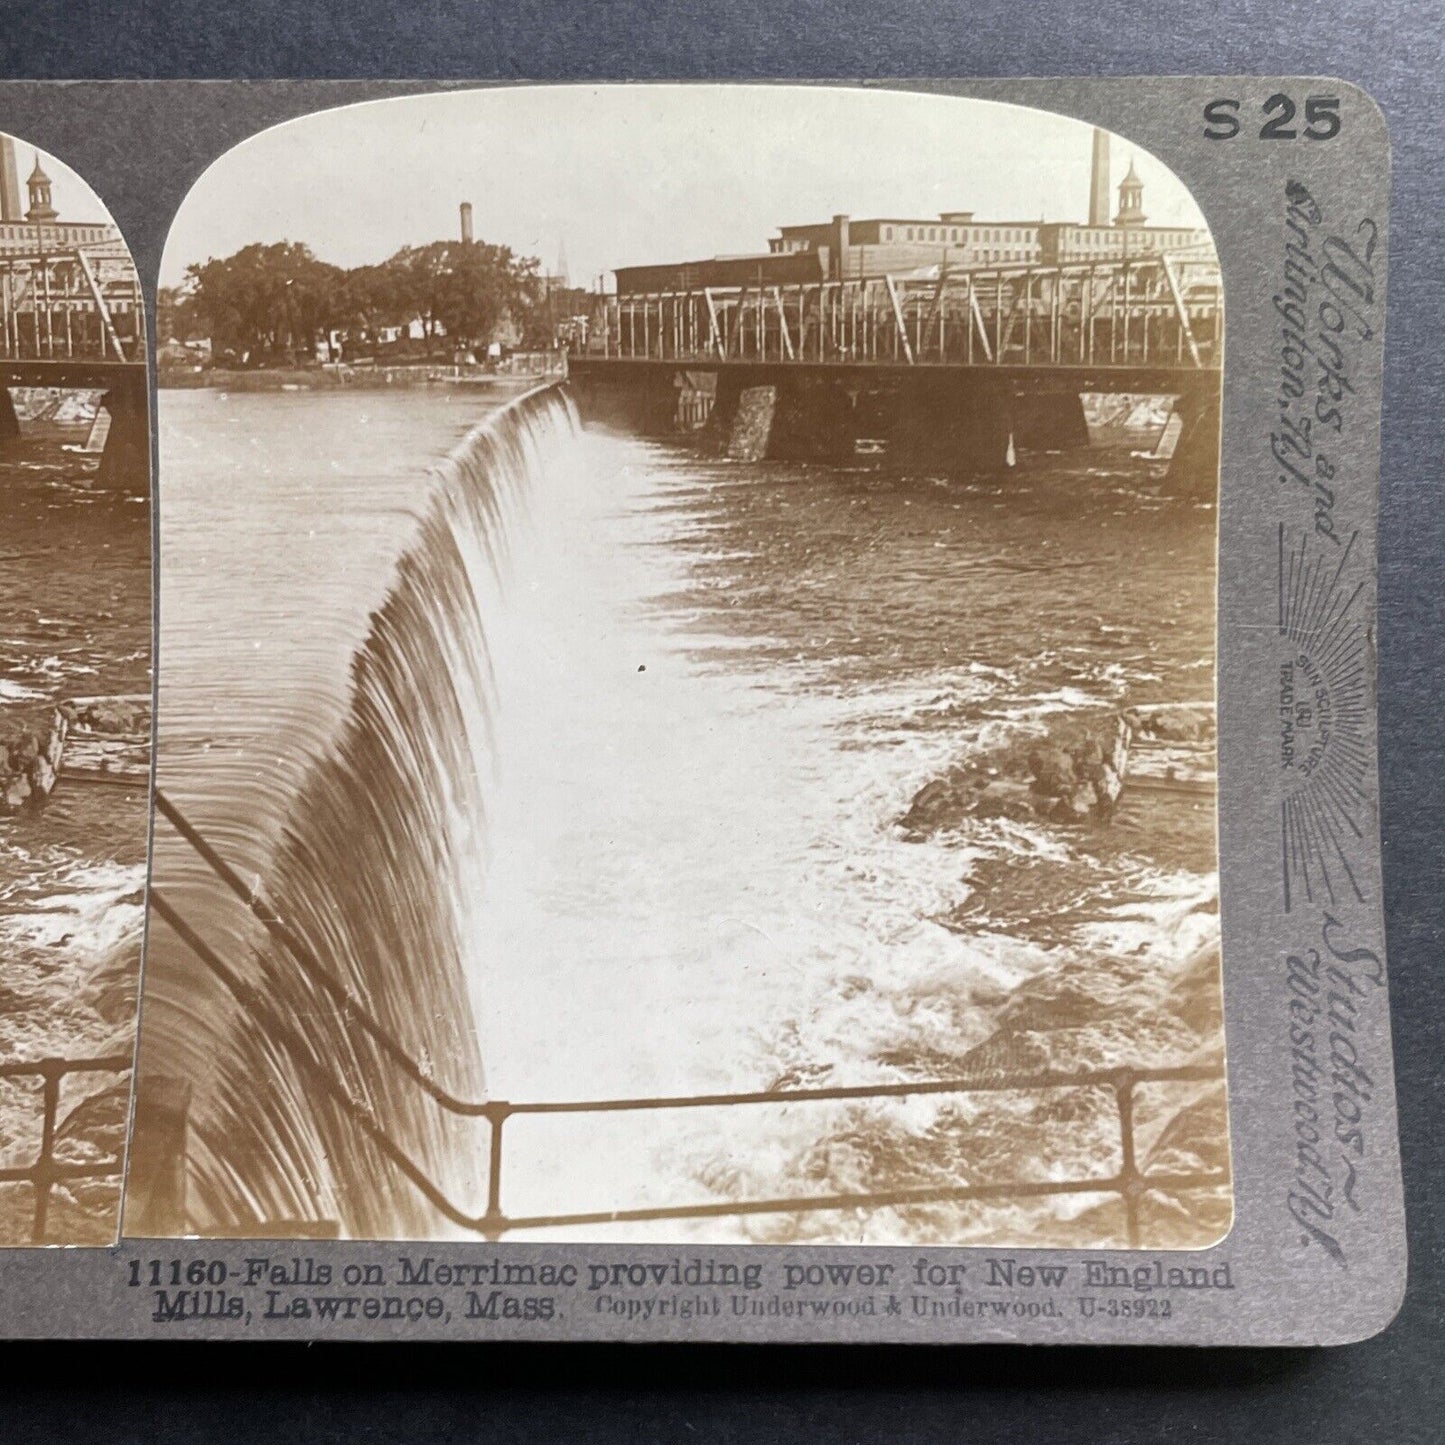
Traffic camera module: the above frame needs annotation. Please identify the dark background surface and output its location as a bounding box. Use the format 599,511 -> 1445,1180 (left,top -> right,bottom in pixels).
1,2 -> 1441,1440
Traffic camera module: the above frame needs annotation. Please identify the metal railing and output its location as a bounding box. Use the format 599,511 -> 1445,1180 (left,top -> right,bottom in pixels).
152,789 -> 1228,1244
466,1062 -> 1225,1245
586,252 -> 1223,372
0,1054 -> 132,1243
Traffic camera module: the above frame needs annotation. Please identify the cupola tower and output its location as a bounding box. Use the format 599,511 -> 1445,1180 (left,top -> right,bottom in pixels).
1114,157 -> 1146,228
25,154 -> 58,223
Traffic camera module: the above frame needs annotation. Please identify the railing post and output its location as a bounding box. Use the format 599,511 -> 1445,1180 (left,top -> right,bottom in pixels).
29,1059 -> 63,1243
480,1101 -> 509,1242
124,1074 -> 192,1238
1113,1069 -> 1145,1249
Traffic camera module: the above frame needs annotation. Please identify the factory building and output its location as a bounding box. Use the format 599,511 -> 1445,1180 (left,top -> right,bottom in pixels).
612,130 -> 1211,295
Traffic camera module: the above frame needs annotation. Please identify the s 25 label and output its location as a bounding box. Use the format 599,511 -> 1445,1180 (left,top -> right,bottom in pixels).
1204,95 -> 1342,140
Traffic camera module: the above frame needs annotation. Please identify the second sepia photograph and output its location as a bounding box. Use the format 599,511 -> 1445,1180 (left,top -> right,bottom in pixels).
129,84 -> 1229,1250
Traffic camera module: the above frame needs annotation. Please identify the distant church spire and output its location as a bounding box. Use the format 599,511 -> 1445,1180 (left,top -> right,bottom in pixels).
1088,128 -> 1111,228
25,153 -> 57,223
1114,156 -> 1146,228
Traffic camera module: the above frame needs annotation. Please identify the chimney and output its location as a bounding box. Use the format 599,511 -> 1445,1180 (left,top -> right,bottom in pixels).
460,201 -> 474,245
1088,128 -> 1110,228
0,136 -> 21,223
831,214 -> 850,281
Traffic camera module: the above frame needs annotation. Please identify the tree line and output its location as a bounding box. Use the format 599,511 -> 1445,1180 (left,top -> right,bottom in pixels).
159,237 -> 583,365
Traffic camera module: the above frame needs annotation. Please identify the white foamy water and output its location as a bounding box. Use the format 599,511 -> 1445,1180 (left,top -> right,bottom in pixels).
460,430 -> 1045,1230
472,430 -> 987,1100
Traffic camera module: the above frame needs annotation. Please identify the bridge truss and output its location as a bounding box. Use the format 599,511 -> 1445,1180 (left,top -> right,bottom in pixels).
589,250 -> 1223,374
0,239 -> 143,366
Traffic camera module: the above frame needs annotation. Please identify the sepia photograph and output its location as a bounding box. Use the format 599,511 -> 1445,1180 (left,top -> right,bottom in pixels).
130,84 -> 1229,1250
0,131 -> 150,1245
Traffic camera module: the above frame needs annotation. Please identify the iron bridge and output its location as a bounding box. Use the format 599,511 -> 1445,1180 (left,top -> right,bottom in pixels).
0,236 -> 146,393
577,248 -> 1223,389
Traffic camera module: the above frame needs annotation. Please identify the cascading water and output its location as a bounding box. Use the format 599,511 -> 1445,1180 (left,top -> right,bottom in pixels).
139,386 -> 579,1238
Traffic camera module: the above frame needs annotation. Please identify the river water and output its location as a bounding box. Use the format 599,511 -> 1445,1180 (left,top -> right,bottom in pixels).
0,416 -> 150,1245
145,383 -> 1227,1247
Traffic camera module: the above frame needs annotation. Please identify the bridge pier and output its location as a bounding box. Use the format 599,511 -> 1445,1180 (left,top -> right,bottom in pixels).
716,378 -> 857,463
0,388 -> 19,444
1166,391 -> 1222,496
567,362 -> 1221,490
769,381 -> 858,462
96,389 -> 149,490
880,376 -> 1013,476
748,376 -> 1037,474
724,384 -> 776,461
1012,391 -> 1090,452
570,372 -> 679,437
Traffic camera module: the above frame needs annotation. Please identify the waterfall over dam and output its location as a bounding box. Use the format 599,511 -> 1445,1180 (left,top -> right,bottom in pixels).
134,385 -> 581,1238
135,379 -> 1226,1249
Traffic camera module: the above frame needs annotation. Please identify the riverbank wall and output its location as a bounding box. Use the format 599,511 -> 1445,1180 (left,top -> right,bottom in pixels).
158,365 -> 561,394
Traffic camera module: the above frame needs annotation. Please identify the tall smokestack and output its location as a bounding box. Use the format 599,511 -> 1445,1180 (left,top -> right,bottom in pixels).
459,201 -> 474,245
0,137 -> 22,223
1088,128 -> 1110,228
831,214 -> 850,281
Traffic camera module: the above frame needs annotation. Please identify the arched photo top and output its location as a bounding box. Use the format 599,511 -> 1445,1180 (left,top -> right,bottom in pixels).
160,84 -> 1215,294
0,132 -> 146,379
157,85 -> 1222,495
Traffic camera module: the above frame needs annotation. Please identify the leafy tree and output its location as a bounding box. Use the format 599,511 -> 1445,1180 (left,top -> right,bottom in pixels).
382,240 -> 540,354
156,284 -> 206,344
518,283 -> 593,350
179,233 -> 552,364
340,261 -> 407,336
185,242 -> 346,364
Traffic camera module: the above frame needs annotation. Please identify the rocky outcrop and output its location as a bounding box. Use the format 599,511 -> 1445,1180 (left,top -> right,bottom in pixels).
1126,703 -> 1214,744
57,696 -> 149,735
0,693 -> 153,815
0,713 -> 66,815
900,712 -> 1131,836
958,942 -> 1225,1077
1117,704 -> 1217,795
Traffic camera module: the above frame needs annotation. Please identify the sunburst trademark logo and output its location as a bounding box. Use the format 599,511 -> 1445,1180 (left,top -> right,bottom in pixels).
1277,524 -> 1370,911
